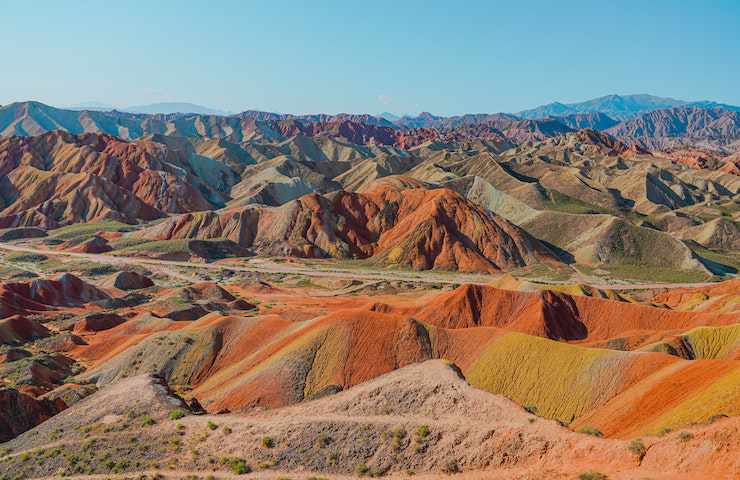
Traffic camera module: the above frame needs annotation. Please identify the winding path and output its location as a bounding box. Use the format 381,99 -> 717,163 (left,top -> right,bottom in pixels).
0,242 -> 723,291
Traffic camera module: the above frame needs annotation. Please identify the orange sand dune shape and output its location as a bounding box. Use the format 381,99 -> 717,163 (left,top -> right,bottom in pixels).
653,278 -> 740,313
192,309 -> 429,410
183,304 -> 736,436
412,284 -> 739,344
64,289 -> 739,439
59,280 -> 740,440
574,358 -> 740,438
75,313 -> 186,365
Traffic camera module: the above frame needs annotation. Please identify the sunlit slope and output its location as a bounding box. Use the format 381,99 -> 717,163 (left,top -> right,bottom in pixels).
640,323 -> 740,359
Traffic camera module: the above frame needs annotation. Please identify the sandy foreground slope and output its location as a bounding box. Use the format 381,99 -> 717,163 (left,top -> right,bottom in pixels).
1,360 -> 738,479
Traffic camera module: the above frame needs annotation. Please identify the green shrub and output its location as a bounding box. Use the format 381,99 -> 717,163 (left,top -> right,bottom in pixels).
7,253 -> 48,263
326,450 -> 339,465
169,409 -> 186,420
523,404 -> 538,415
261,436 -> 274,448
355,464 -> 370,476
627,439 -> 646,459
678,431 -> 694,442
579,472 -> 608,480
207,421 -> 218,431
416,424 -> 430,439
577,426 -> 604,437
390,427 -> 406,450
141,415 -> 155,427
227,457 -> 251,475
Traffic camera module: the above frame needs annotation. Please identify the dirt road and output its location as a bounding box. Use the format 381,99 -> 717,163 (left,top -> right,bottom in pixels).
0,242 -> 724,291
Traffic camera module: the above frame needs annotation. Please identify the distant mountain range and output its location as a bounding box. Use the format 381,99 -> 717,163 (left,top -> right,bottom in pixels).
68,101 -> 232,116
2,98 -> 740,154
516,94 -> 740,121
52,94 -> 740,126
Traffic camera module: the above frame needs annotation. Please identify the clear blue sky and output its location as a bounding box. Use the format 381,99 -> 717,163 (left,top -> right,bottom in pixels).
2,0 -> 739,115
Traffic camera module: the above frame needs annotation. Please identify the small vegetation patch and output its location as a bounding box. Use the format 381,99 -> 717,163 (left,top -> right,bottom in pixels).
50,221 -> 135,241
355,463 -> 370,476
169,409 -> 186,420
390,427 -> 406,451
579,472 -> 608,480
678,431 -> 694,442
577,426 -> 604,437
113,239 -> 190,256
222,457 -> 251,475
261,436 -> 274,448
627,439 -> 646,459
6,252 -> 48,263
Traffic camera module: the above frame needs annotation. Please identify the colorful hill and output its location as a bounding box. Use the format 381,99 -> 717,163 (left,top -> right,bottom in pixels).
136,180 -> 560,272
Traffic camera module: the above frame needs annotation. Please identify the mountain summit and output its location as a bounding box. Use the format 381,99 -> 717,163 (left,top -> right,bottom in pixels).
517,94 -> 689,120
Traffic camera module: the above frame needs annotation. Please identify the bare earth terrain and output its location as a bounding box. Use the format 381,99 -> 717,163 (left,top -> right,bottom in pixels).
0,97 -> 738,479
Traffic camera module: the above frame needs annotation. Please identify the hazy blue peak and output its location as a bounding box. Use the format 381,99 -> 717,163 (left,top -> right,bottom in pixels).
122,103 -> 233,116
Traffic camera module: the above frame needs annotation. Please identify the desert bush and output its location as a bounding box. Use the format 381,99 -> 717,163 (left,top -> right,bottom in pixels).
207,421 -> 218,430
355,463 -> 370,476
577,426 -> 604,437
7,253 -> 48,263
169,409 -> 186,420
579,472 -> 608,480
678,431 -> 694,442
326,450 -> 339,465
141,415 -> 155,427
391,427 -> 406,450
523,404 -> 538,415
416,424 -> 430,439
224,457 -> 251,475
627,439 -> 646,459
261,436 -> 274,448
